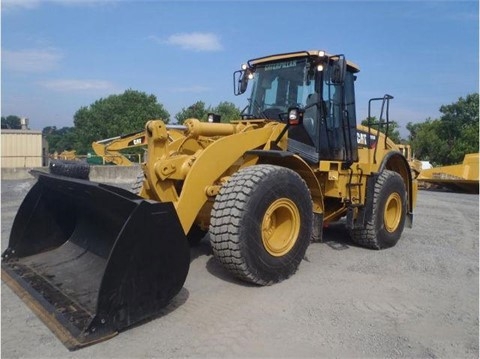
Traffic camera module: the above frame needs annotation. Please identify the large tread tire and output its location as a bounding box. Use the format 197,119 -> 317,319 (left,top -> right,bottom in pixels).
351,170 -> 407,249
131,171 -> 144,195
49,159 -> 90,180
209,165 -> 313,285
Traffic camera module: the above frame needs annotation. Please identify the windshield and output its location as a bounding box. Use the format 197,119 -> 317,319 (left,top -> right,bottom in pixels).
246,58 -> 316,120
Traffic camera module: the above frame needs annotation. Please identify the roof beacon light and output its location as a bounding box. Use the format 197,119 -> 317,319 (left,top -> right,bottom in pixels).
318,50 -> 326,57
241,64 -> 248,70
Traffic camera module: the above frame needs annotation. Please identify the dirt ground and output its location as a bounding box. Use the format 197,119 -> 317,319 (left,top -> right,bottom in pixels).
1,179 -> 478,359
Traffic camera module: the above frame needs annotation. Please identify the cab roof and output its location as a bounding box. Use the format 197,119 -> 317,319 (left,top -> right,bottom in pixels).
248,50 -> 360,73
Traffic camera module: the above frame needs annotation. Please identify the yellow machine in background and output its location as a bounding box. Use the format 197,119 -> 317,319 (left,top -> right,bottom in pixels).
418,153 -> 479,193
397,144 -> 422,179
56,149 -> 78,160
91,130 -> 147,166
91,128 -> 186,166
2,50 -> 416,349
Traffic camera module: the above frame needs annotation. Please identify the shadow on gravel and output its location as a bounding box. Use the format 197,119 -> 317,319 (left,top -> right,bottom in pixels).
186,234 -> 257,286
321,221 -> 359,250
420,187 -> 479,195
189,235 -> 213,262
189,223 -> 364,284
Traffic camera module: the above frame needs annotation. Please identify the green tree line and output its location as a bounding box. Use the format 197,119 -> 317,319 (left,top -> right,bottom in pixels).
1,115 -> 22,129
407,93 -> 478,165
4,90 -> 477,166
40,90 -> 242,154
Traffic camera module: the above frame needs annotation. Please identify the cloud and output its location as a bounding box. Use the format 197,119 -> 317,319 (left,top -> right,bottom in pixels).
40,79 -> 115,92
155,32 -> 222,52
1,0 -> 41,11
2,48 -> 63,73
2,0 -> 116,11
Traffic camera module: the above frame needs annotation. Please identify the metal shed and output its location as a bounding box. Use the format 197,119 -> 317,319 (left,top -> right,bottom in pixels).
1,129 -> 44,168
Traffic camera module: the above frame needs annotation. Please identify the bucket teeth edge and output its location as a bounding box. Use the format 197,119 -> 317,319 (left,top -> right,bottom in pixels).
1,266 -> 118,351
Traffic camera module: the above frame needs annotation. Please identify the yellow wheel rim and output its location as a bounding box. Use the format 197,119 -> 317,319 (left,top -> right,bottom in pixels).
261,198 -> 301,257
384,192 -> 402,233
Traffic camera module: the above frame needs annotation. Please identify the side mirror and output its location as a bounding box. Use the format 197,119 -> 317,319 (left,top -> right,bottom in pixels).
233,69 -> 250,96
331,56 -> 346,84
272,107 -> 304,147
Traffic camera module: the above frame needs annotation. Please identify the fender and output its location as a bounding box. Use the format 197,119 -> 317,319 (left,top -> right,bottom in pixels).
175,125 -> 284,234
381,151 -> 415,225
356,151 -> 416,228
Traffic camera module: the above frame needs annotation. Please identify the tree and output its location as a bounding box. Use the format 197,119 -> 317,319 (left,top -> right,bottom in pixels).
407,119 -> 445,165
174,101 -> 208,124
174,101 -> 242,124
1,115 -> 21,129
73,89 -> 169,154
211,101 -> 241,123
361,116 -> 402,144
42,126 -> 77,153
436,93 -> 479,164
407,93 -> 479,165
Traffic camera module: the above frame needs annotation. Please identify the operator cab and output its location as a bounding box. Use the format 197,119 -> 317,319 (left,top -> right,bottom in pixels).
234,50 -> 360,165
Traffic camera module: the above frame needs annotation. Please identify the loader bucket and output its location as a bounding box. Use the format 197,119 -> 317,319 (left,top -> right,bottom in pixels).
1,171 -> 190,350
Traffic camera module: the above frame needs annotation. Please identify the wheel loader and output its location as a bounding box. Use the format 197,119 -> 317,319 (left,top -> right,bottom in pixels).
1,50 -> 417,350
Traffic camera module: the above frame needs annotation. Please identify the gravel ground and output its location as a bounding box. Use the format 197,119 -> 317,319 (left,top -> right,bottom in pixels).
1,179 -> 478,359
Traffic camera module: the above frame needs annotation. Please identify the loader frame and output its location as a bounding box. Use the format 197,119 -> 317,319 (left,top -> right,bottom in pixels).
1,49 -> 417,351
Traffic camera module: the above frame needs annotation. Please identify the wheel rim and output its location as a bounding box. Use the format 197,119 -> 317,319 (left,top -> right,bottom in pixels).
261,198 -> 301,257
384,192 -> 402,233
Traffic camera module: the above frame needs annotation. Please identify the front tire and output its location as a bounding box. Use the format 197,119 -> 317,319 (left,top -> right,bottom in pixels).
209,165 -> 313,285
351,170 -> 407,249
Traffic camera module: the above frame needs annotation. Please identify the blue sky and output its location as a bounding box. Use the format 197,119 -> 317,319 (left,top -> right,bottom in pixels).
2,0 -> 478,138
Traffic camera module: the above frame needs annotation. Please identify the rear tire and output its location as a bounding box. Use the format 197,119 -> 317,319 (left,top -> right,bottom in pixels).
209,165 -> 313,285
351,170 -> 407,249
49,159 -> 90,180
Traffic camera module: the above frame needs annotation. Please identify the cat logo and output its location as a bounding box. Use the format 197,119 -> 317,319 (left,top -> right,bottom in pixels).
128,136 -> 146,146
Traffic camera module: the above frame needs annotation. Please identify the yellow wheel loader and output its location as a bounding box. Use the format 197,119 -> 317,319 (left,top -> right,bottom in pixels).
2,50 -> 416,350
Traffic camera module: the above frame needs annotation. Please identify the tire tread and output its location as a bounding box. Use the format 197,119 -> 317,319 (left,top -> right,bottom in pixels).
210,165 -> 311,285
351,170 -> 406,249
